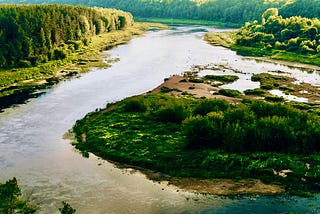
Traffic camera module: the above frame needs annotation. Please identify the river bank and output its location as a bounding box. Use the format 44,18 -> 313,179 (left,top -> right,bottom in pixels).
0,22 -> 168,111
205,31 -> 320,69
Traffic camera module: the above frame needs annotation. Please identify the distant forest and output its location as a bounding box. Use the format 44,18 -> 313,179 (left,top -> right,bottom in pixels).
2,0 -> 320,25
0,4 -> 133,69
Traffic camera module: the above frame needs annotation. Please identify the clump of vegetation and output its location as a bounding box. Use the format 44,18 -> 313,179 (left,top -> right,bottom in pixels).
244,88 -> 265,96
251,73 -> 289,90
233,8 -> 320,66
193,99 -> 230,116
0,177 -> 38,213
123,98 -> 147,112
204,75 -> 239,83
265,96 -> 285,102
218,89 -> 242,98
189,78 -> 204,83
73,94 -> 320,195
0,4 -> 133,70
59,201 -> 76,214
160,86 -> 173,93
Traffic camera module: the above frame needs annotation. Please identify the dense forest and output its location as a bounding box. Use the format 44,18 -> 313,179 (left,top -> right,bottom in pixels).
3,0 -> 320,25
0,4 -> 133,69
235,8 -> 320,57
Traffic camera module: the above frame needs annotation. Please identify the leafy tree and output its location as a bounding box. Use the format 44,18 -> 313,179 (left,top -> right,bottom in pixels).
0,177 -> 37,214
59,201 -> 76,214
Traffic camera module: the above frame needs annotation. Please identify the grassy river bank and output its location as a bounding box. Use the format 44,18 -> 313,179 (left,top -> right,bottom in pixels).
0,22 -> 168,110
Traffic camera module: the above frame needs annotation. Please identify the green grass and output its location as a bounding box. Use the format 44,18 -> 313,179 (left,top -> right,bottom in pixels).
218,89 -> 242,98
204,75 -> 239,83
73,94 -> 320,196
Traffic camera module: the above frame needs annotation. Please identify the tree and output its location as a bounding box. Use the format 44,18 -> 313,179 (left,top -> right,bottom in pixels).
262,7 -> 278,24
59,201 -> 76,214
0,177 -> 37,214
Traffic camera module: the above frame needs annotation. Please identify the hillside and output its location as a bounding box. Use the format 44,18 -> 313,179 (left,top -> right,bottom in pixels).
0,4 -> 133,70
2,0 -> 319,25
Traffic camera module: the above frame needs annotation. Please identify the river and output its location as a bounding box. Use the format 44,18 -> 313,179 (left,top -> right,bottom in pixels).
0,26 -> 319,213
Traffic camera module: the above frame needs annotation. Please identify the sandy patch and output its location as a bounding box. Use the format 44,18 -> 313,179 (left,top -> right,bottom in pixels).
167,178 -> 284,195
152,75 -> 240,103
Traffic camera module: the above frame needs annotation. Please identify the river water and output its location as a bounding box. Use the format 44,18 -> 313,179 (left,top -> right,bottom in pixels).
0,26 -> 319,213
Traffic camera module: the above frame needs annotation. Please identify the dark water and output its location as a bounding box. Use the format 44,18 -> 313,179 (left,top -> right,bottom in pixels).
0,26 -> 319,213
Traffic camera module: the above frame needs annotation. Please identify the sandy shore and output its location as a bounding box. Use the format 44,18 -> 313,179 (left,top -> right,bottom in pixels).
118,164 -> 284,195
152,75 -> 240,102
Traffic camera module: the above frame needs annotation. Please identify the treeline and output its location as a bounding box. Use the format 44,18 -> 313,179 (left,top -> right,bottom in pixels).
0,4 -> 133,69
235,8 -> 320,55
4,0 -> 320,25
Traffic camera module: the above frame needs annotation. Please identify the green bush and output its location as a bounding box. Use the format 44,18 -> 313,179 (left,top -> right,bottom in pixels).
123,99 -> 147,112
184,116 -> 219,149
193,99 -> 230,116
59,201 -> 76,214
155,105 -> 187,123
189,78 -> 204,83
244,88 -> 265,96
53,49 -> 67,60
204,75 -> 239,83
160,86 -> 173,93
0,177 -> 38,213
218,89 -> 242,98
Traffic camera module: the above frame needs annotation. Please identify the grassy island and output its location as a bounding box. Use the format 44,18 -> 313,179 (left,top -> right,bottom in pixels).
73,91 -> 320,196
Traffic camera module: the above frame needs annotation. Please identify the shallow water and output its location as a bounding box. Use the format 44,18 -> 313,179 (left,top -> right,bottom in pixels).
0,26 -> 319,213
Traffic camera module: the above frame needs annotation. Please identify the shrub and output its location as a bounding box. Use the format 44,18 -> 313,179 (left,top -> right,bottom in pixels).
193,99 -> 230,116
0,177 -> 38,213
123,99 -> 147,112
53,49 -> 67,60
59,201 -> 76,214
218,89 -> 242,98
204,75 -> 239,83
244,88 -> 265,96
155,105 -> 187,123
184,116 -> 220,149
160,86 -> 173,93
189,78 -> 204,83
264,96 -> 285,102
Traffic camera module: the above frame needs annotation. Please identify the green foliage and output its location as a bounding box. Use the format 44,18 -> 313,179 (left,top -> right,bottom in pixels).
189,78 -> 204,83
59,201 -> 76,214
251,73 -> 289,90
0,4 -> 133,69
154,105 -> 188,124
218,89 -> 242,98
8,0 -> 309,26
193,99 -> 230,116
72,94 -> 320,194
204,75 -> 239,83
235,8 -> 320,61
122,98 -> 147,112
160,86 -> 173,93
244,88 -> 265,96
0,177 -> 37,214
